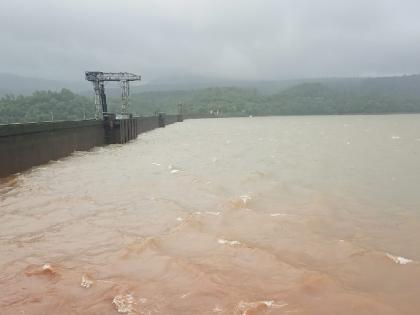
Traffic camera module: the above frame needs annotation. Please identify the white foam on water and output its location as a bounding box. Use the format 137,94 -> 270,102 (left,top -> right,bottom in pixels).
272,302 -> 289,308
168,164 -> 181,173
206,211 -> 221,216
218,238 -> 241,246
112,294 -> 135,314
213,305 -> 223,313
391,136 -> 400,140
270,213 -> 287,217
80,275 -> 93,288
176,217 -> 184,222
240,195 -> 251,204
42,263 -> 53,272
97,279 -> 118,285
180,292 -> 191,299
151,162 -> 161,166
386,253 -> 413,265
237,300 -> 288,314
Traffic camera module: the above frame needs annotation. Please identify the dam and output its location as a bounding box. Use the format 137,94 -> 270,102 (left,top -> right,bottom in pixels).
0,113 -> 183,178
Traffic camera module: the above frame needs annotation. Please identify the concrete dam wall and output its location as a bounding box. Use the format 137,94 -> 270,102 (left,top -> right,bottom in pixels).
0,114 -> 182,178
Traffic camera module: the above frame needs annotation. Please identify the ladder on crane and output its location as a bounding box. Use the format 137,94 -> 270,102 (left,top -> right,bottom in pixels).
85,71 -> 141,119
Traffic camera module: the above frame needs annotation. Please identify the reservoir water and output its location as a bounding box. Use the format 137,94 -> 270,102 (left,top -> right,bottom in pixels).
1,115 -> 420,314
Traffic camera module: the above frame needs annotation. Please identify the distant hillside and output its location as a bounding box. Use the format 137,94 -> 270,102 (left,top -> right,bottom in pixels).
114,75 -> 420,116
1,74 -> 420,123
108,87 -> 261,116
0,73 -> 290,97
319,75 -> 420,99
0,89 -> 94,124
4,72 -> 420,99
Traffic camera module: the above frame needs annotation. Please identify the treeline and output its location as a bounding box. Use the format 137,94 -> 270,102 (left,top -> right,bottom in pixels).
0,89 -> 95,124
124,82 -> 420,117
1,79 -> 420,124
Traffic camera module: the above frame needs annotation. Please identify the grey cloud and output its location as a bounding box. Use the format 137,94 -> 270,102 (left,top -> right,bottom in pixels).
1,0 -> 419,81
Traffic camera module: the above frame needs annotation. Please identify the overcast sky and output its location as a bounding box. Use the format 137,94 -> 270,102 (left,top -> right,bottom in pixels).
1,0 -> 420,82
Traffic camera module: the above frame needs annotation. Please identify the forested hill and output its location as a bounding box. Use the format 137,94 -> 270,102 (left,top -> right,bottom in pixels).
0,89 -> 95,124
1,75 -> 420,123
122,75 -> 420,116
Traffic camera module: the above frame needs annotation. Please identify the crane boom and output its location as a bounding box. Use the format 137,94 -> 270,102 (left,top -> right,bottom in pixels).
85,72 -> 141,82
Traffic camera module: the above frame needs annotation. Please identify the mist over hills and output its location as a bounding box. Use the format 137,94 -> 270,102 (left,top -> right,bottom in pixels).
0,73 -> 88,97
2,72 -> 420,98
1,73 -> 420,124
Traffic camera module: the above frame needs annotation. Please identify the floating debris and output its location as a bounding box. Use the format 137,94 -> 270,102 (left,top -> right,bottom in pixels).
386,253 -> 413,265
391,136 -> 401,140
151,162 -> 161,166
112,294 -> 135,314
176,217 -> 184,222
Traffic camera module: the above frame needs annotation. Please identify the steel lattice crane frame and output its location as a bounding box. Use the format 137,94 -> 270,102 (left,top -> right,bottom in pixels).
85,71 -> 141,119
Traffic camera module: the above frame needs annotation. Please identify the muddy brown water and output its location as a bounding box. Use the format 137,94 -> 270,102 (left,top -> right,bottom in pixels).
1,115 -> 420,315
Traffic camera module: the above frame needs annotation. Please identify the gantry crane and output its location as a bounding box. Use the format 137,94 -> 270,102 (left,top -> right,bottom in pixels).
85,71 -> 141,119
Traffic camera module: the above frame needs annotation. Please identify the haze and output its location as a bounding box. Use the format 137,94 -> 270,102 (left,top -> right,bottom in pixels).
1,0 -> 420,81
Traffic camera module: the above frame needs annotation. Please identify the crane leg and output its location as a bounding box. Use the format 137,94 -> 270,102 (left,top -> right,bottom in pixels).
93,81 -> 102,119
99,82 -> 107,114
121,80 -> 129,115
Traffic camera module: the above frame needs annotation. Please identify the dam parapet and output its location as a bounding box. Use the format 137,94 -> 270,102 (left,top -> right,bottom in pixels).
0,114 -> 182,178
